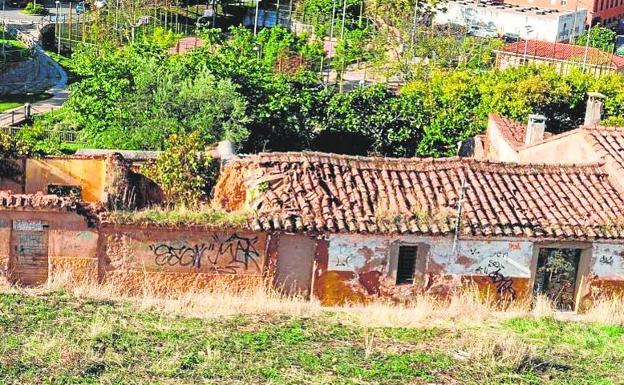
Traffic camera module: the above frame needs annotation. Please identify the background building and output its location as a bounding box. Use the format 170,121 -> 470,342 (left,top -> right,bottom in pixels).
503,0 -> 624,26
435,0 -> 588,42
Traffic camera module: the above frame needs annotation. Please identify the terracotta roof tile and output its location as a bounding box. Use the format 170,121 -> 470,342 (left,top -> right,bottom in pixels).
228,152 -> 624,240
0,191 -> 98,226
500,40 -> 624,69
586,126 -> 624,172
490,114 -> 527,148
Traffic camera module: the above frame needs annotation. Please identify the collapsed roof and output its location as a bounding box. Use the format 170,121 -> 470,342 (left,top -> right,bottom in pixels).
213,152 -> 624,239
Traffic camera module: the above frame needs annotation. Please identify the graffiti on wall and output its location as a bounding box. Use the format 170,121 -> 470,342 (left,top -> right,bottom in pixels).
476,259 -> 516,299
327,236 -> 388,272
148,233 -> 262,274
457,241 -> 532,278
592,244 -> 624,278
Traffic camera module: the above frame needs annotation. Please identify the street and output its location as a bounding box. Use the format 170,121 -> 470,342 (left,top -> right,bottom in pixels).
1,0 -> 72,24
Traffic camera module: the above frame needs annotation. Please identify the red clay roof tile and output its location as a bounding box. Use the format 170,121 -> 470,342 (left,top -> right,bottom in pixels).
231,152 -> 624,240
500,40 -> 624,69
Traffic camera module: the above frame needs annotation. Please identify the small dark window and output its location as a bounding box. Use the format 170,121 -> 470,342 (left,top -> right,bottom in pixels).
396,246 -> 418,285
47,184 -> 82,198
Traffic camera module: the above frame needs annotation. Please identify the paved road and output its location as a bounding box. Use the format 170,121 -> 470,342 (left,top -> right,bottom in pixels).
0,2 -> 69,128
1,0 -> 72,24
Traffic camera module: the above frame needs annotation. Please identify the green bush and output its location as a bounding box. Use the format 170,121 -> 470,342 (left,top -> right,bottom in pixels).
141,132 -> 219,206
23,2 -> 48,15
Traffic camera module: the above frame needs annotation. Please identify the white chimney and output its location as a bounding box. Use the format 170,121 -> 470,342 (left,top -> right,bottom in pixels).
584,92 -> 605,127
217,140 -> 236,163
525,114 -> 546,145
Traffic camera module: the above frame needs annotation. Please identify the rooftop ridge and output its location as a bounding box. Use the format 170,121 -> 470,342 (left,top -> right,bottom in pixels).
243,151 -> 607,174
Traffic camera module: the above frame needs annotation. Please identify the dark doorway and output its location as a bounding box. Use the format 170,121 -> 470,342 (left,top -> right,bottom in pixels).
533,248 -> 582,311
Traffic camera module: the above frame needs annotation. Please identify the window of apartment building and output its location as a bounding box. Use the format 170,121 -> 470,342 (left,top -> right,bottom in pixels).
396,246 -> 418,285
533,248 -> 582,311
561,0 -> 568,5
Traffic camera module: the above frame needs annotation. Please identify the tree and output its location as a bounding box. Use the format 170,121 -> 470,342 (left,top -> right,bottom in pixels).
576,24 -> 616,52
141,131 -> 218,206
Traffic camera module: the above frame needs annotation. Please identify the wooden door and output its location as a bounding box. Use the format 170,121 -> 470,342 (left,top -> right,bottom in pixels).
275,235 -> 316,296
9,220 -> 49,285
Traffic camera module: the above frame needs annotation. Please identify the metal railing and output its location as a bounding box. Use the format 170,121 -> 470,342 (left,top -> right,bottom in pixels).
1,125 -> 81,143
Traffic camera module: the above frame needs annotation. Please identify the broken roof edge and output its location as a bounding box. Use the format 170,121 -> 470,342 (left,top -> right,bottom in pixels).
0,191 -> 100,227
234,150 -> 609,175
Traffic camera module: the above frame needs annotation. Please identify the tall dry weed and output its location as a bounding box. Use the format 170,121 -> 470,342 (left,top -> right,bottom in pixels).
3,268 -> 623,326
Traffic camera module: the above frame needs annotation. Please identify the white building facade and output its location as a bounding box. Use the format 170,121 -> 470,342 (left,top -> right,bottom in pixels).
435,0 -> 587,43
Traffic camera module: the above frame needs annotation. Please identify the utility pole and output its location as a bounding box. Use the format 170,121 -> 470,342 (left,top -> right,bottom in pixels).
212,0 -> 217,26
2,0 -> 6,62
340,0 -> 347,40
570,0 -> 580,44
68,1 -> 72,50
327,0 -> 337,84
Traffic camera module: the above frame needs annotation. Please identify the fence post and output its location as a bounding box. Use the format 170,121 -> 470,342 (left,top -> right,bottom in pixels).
24,103 -> 31,120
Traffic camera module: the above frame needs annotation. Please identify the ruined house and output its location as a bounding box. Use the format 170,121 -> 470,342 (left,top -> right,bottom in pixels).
1,95 -> 624,309
211,152 -> 624,309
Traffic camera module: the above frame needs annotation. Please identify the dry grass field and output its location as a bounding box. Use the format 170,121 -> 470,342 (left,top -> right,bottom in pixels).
0,273 -> 623,384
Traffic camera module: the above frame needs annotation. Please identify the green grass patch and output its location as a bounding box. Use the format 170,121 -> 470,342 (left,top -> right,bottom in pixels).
45,51 -> 80,83
0,292 -> 623,384
107,206 -> 248,227
0,37 -> 31,63
0,93 -> 53,112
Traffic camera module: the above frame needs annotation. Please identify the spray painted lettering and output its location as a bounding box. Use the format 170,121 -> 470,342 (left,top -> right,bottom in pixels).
476,259 -> 516,299
149,233 -> 261,274
599,255 -> 614,266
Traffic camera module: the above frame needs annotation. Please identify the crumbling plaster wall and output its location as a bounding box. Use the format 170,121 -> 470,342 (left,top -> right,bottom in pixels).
100,225 -> 269,292
0,210 -> 98,283
588,242 -> 624,298
318,234 -> 624,305
316,234 -> 533,304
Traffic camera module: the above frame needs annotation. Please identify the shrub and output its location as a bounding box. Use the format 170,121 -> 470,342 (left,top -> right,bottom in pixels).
141,131 -> 218,206
23,2 -> 48,15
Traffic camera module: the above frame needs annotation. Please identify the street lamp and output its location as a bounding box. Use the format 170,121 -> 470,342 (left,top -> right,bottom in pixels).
253,0 -> 261,36
56,1 -> 61,55
2,0 -> 6,60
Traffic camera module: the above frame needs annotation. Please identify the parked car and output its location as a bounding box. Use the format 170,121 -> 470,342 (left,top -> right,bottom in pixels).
468,25 -> 498,39
502,33 -> 521,43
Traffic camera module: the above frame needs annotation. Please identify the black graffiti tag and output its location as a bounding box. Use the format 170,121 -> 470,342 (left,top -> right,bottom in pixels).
488,269 -> 516,300
599,255 -> 614,266
150,244 -> 206,268
149,233 -> 261,274
474,258 -> 516,300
